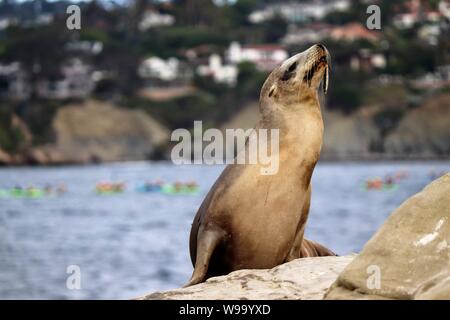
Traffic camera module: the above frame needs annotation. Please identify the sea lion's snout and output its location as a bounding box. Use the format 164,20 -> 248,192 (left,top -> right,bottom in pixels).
304,44 -> 331,94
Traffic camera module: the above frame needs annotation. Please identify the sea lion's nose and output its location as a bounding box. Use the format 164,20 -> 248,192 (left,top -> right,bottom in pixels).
315,43 -> 326,51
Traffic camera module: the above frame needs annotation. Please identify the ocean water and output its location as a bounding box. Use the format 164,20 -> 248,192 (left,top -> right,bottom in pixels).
0,161 -> 448,299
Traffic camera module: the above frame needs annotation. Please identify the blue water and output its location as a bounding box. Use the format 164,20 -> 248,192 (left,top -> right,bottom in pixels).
0,161 -> 448,299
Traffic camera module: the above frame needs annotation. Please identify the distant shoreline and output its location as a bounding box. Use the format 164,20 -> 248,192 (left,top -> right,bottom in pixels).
0,156 -> 449,168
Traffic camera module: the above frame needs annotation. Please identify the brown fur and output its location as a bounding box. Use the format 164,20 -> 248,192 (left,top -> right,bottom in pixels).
186,44 -> 336,287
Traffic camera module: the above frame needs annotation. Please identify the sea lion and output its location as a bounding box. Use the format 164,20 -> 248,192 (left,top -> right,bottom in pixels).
186,44 -> 336,287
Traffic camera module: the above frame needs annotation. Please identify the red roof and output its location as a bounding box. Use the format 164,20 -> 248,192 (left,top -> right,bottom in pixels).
330,23 -> 380,41
242,44 -> 286,52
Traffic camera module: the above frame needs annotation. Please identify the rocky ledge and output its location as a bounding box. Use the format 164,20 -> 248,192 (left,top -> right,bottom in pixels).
138,256 -> 354,300
139,174 -> 449,300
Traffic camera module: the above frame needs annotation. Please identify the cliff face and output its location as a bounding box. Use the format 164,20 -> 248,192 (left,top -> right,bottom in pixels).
219,93 -> 450,160
139,174 -> 450,300
384,94 -> 450,157
219,102 -> 380,160
28,100 -> 170,164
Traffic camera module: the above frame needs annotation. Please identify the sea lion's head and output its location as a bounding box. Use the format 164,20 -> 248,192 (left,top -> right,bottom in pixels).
260,44 -> 331,109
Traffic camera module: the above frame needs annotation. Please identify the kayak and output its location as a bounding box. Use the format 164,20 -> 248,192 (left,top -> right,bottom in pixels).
161,184 -> 199,195
0,188 -> 46,199
362,183 -> 399,191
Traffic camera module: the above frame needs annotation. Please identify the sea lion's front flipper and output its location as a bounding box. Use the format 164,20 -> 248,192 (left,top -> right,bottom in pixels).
184,225 -> 225,287
300,238 -> 337,257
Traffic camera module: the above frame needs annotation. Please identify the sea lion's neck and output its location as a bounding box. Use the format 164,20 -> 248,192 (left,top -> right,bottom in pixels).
260,92 -> 324,164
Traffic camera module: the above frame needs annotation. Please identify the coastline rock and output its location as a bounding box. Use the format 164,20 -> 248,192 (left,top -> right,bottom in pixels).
325,174 -> 450,300
385,94 -> 450,157
33,100 -> 170,164
321,108 -> 380,160
218,102 -> 381,160
137,256 -> 354,300
0,148 -> 12,165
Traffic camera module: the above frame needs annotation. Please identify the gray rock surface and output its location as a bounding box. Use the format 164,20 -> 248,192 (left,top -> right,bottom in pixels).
325,174 -> 450,300
138,256 -> 354,300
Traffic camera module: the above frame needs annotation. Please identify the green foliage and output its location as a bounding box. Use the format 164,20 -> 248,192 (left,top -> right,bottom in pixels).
127,92 -> 217,130
140,27 -> 229,57
2,25 -> 69,77
0,105 -> 23,152
20,101 -> 59,145
326,69 -> 370,113
235,62 -> 266,100
193,73 -> 231,96
79,29 -> 111,44
260,15 -> 288,43
373,109 -> 405,137
227,0 -> 258,27
385,34 -> 437,76
363,83 -> 408,107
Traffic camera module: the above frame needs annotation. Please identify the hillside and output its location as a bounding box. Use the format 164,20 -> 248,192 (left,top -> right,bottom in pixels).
27,100 -> 169,164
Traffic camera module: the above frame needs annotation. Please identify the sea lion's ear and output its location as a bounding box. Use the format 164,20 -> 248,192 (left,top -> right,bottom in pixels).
268,84 -> 277,98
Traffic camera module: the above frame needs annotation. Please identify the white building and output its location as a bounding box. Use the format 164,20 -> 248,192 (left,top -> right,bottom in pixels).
393,0 -> 445,29
197,54 -> 238,86
138,57 -> 180,82
249,0 -> 350,24
139,11 -> 175,31
0,62 -> 30,100
0,17 -> 18,30
349,49 -> 386,72
227,42 -> 289,72
36,59 -> 94,99
439,0 -> 450,18
65,41 -> 103,55
282,23 -> 329,45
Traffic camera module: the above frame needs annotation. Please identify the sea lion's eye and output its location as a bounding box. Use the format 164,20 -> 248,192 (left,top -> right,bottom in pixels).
281,62 -> 297,81
288,62 -> 297,72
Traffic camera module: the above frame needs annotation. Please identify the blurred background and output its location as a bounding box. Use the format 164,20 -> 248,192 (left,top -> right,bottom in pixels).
0,0 -> 449,299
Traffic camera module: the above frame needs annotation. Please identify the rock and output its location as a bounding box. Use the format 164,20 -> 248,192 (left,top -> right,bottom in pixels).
325,174 -> 450,300
42,100 -> 169,163
137,256 -> 354,300
217,101 -> 381,160
321,108 -> 380,160
384,94 -> 450,157
0,148 -> 12,165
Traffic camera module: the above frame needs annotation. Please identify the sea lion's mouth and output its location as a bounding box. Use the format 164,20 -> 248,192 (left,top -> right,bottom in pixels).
303,52 -> 331,94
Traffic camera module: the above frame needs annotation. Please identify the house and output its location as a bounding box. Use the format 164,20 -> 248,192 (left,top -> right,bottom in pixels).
36,59 -> 94,99
182,45 -> 219,67
227,42 -> 289,72
418,24 -> 441,46
138,56 -> 192,86
249,0 -> 350,24
65,41 -> 103,55
0,17 -> 18,30
393,0 -> 445,29
281,23 -> 330,45
0,62 -> 31,100
437,65 -> 450,81
439,0 -> 450,19
138,57 -> 180,82
282,23 -> 380,45
197,54 -> 238,86
349,49 -> 386,72
330,23 -> 380,42
138,10 -> 175,31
